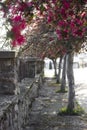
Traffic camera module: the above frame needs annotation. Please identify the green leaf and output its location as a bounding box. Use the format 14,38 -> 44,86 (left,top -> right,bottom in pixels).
7,31 -> 14,39
40,4 -> 46,12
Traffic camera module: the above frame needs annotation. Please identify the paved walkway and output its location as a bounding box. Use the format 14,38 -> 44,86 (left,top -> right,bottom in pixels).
24,79 -> 87,130
75,83 -> 87,113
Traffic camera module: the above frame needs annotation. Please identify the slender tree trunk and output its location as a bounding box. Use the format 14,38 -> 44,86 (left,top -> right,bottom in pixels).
67,51 -> 75,111
49,61 -> 52,69
56,55 -> 63,83
53,59 -> 57,77
60,54 -> 67,91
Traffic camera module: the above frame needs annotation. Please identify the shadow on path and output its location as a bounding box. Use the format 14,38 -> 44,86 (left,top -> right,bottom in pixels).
24,78 -> 87,130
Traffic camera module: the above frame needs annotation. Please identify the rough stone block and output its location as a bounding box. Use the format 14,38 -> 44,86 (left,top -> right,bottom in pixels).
0,51 -> 16,95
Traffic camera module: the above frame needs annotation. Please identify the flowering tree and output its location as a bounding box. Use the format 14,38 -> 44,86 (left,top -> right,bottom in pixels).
0,0 -> 87,113
0,0 -> 86,47
36,0 -> 87,112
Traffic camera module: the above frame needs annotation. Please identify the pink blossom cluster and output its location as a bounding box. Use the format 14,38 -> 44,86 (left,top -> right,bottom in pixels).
10,16 -> 26,46
1,0 -> 33,46
1,0 -> 87,48
45,0 -> 87,40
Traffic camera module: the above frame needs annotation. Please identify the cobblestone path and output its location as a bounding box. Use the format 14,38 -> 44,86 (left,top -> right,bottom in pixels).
24,79 -> 87,130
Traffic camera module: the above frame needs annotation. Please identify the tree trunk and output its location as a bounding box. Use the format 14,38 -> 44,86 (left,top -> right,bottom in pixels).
49,61 -> 52,69
67,52 -> 75,111
53,59 -> 57,77
56,55 -> 63,83
60,54 -> 67,92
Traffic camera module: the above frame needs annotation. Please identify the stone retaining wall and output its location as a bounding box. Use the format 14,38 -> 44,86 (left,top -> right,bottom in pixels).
0,76 -> 42,130
18,57 -> 44,81
0,51 -> 16,95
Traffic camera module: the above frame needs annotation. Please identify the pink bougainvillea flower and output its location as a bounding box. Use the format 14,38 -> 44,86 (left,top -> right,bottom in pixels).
18,2 -> 28,12
81,12 -> 86,18
11,16 -> 26,29
47,16 -> 52,23
11,22 -> 26,46
75,29 -> 83,37
11,34 -> 25,46
11,40 -> 17,47
62,1 -> 70,9
68,10 -> 74,16
52,0 -> 57,3
70,22 -> 75,29
60,8 -> 67,18
75,18 -> 83,26
12,15 -> 21,22
27,2 -> 33,7
16,35 -> 25,45
56,29 -> 62,40
20,22 -> 26,30
11,26 -> 20,36
58,20 -> 68,27
49,37 -> 54,41
56,29 -> 61,35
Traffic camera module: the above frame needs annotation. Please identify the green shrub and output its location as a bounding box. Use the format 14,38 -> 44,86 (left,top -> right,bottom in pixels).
58,105 -> 84,116
49,83 -> 61,87
56,89 -> 67,93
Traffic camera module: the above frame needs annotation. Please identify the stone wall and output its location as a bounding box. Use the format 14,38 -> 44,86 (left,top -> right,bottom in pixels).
0,51 -> 16,95
0,76 -> 42,130
0,51 -> 44,130
18,57 -> 44,81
